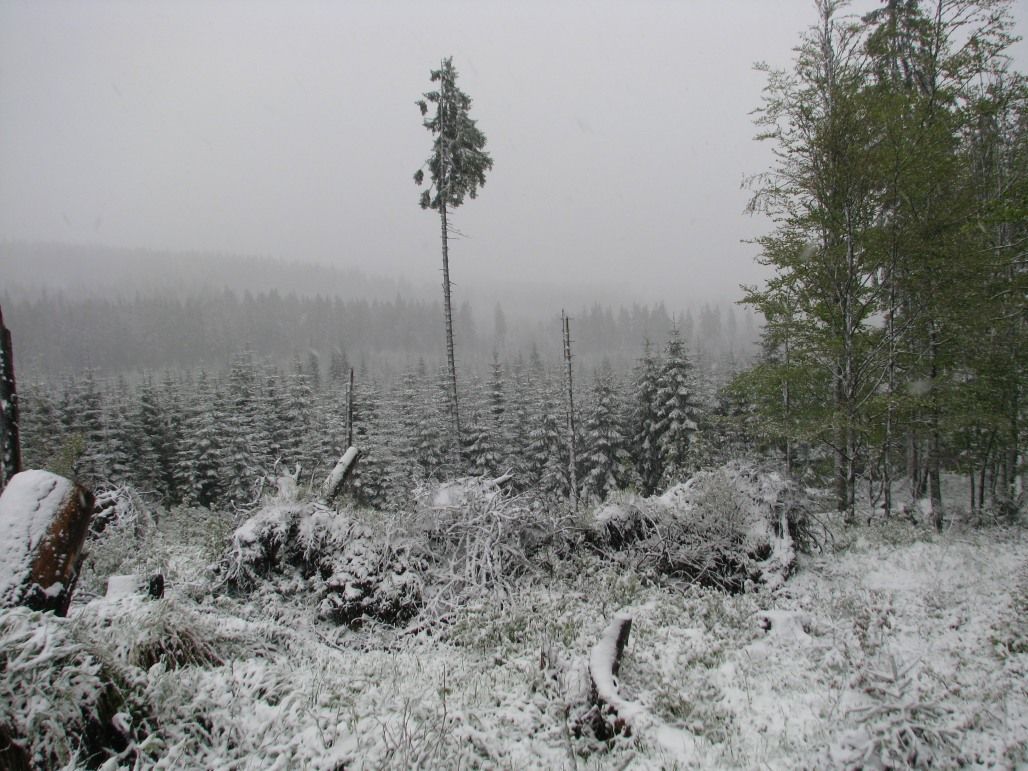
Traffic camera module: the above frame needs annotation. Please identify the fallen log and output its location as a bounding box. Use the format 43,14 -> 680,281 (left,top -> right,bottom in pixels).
318,446 -> 361,506
0,470 -> 94,615
587,612 -> 636,738
579,612 -> 699,757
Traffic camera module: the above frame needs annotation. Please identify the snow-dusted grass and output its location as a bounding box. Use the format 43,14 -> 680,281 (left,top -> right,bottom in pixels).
3,488 -> 1026,768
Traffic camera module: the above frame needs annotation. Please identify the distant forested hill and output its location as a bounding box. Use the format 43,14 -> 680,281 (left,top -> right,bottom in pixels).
0,241 -> 416,302
1,241 -> 759,379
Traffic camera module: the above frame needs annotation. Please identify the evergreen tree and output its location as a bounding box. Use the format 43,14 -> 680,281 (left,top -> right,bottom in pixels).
177,372 -> 224,508
581,361 -> 632,502
282,361 -> 315,474
463,374 -> 501,476
65,370 -> 109,486
654,328 -> 701,487
502,357 -> 534,490
105,378 -> 139,488
161,371 -> 187,503
525,373 -> 566,500
328,347 -> 349,386
415,56 -> 493,450
349,376 -> 392,508
135,376 -> 176,501
220,352 -> 270,506
18,381 -> 63,471
631,341 -> 663,495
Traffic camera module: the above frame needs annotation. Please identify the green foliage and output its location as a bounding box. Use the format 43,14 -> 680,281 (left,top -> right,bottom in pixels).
414,57 -> 493,212
743,0 -> 1027,514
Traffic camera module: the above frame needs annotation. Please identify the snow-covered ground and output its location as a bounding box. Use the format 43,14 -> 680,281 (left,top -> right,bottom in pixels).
3,504 -> 1027,769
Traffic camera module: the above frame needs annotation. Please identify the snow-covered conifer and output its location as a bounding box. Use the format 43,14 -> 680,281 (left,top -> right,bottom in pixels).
655,327 -> 701,488
581,361 -> 632,502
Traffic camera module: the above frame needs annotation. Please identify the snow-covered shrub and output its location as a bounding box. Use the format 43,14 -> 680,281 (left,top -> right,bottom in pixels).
0,606 -> 156,769
76,487 -> 158,602
591,491 -> 659,549
831,656 -> 961,769
75,596 -> 228,670
991,562 -> 1028,658
219,503 -> 425,627
586,462 -> 812,592
78,493 -> 231,603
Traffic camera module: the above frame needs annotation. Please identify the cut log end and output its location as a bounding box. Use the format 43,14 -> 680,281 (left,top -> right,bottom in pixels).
0,470 -> 94,615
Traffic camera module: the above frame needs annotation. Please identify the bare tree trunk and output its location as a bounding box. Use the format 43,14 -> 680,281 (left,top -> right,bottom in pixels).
0,305 -> 21,490
346,367 -> 354,448
783,334 -> 792,477
835,373 -> 849,517
928,322 -> 944,531
883,261 -> 898,517
969,468 -> 976,515
439,202 -> 461,458
562,311 -> 578,511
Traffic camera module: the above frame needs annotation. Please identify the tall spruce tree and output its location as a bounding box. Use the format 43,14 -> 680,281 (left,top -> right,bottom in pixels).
415,57 -> 493,454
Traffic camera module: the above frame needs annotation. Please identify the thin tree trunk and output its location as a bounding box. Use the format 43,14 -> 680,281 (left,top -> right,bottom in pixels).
928,323 -> 944,531
883,259 -> 898,517
562,311 -> 578,511
969,469 -> 976,515
439,201 -> 461,458
783,334 -> 792,476
346,367 -> 354,448
835,373 -> 850,517
0,305 -> 21,490
979,456 -> 988,513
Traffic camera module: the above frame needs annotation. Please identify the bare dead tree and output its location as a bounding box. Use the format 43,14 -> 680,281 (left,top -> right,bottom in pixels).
562,310 -> 579,511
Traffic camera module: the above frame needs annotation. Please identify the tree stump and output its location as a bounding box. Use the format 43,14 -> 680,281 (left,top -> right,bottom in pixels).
0,470 -> 94,615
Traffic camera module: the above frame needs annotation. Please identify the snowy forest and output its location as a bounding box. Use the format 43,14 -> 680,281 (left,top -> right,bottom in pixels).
1,0 -> 1027,769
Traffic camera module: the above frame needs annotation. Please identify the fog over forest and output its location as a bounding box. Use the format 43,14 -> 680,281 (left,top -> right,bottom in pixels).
1,1 -> 1027,769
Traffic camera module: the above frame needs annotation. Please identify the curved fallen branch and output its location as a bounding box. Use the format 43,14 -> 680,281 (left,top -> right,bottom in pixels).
581,613 -> 698,759
586,613 -> 639,738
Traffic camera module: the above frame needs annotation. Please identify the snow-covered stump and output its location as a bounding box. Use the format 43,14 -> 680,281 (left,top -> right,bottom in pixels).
0,470 -> 94,615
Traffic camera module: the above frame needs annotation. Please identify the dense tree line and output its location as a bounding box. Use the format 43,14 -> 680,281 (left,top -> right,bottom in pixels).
1,289 -> 757,380
18,330 -> 719,512
738,0 -> 1026,522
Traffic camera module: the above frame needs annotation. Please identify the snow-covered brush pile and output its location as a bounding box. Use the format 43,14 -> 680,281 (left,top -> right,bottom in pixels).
218,503 -> 426,627
590,462 -> 816,592
0,606 -> 157,769
406,475 -> 577,608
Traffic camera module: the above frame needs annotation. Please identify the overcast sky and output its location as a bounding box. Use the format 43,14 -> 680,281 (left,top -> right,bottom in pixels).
2,0 -> 1026,306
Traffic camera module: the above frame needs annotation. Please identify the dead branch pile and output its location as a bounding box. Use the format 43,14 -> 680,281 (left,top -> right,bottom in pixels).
217,504 -> 426,627
588,462 -> 815,592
